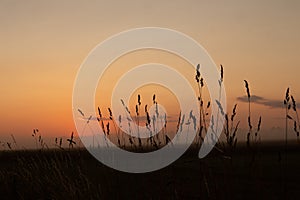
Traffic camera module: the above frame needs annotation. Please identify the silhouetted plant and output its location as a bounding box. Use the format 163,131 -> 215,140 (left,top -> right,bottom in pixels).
243,80 -> 262,147
284,88 -> 291,149
67,132 -> 76,148
244,80 -> 252,147
291,95 -> 300,141
224,104 -> 240,149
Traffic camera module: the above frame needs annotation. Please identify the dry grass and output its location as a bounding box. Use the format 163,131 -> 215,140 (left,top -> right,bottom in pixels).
1,64 -> 300,199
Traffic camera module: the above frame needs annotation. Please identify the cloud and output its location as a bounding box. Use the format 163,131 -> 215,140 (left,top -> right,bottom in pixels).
237,95 -> 264,102
236,95 -> 285,109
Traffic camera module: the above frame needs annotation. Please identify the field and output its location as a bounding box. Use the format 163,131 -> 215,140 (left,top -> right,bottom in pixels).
1,142 -> 300,200
1,63 -> 299,200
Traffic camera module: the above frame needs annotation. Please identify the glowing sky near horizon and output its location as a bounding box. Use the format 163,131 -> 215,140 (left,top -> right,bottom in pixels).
1,0 -> 300,144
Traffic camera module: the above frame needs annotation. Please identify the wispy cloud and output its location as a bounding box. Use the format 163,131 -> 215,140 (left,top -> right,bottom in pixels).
236,95 -> 287,109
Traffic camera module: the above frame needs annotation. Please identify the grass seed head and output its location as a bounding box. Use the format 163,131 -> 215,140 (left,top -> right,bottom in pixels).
138,94 -> 141,106
108,108 -> 112,119
244,80 -> 250,99
291,95 -> 297,111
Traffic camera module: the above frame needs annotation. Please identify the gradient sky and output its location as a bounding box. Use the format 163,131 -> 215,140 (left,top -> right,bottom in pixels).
1,0 -> 300,145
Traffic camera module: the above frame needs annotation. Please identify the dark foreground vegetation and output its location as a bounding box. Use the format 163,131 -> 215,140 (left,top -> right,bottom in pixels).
1,143 -> 300,200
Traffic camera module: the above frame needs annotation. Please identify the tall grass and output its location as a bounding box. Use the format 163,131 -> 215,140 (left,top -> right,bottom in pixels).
291,95 -> 299,141
223,104 -> 240,150
67,132 -> 76,148
244,80 -> 252,147
284,88 -> 290,150
1,65 -> 300,199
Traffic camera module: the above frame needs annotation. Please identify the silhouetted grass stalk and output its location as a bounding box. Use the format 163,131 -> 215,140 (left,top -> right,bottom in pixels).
284,88 -> 290,154
291,95 -> 300,141
244,80 -> 252,147
195,64 -> 204,145
215,65 -> 224,143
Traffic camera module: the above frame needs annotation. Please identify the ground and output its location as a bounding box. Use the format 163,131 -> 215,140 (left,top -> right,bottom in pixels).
0,143 -> 300,200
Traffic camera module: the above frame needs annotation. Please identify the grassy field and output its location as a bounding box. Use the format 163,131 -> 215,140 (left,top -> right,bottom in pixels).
1,142 -> 300,200
1,66 -> 299,199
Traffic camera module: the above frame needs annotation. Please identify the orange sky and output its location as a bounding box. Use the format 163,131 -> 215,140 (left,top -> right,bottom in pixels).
1,0 -> 300,144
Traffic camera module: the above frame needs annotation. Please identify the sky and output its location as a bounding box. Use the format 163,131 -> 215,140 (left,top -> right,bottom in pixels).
1,0 -> 300,146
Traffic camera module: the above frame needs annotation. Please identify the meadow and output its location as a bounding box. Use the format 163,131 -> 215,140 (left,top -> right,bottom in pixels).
1,143 -> 300,199
1,65 -> 300,199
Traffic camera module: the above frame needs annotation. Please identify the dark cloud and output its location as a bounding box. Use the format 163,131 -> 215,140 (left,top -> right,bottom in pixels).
237,95 -> 264,102
236,95 -> 286,109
